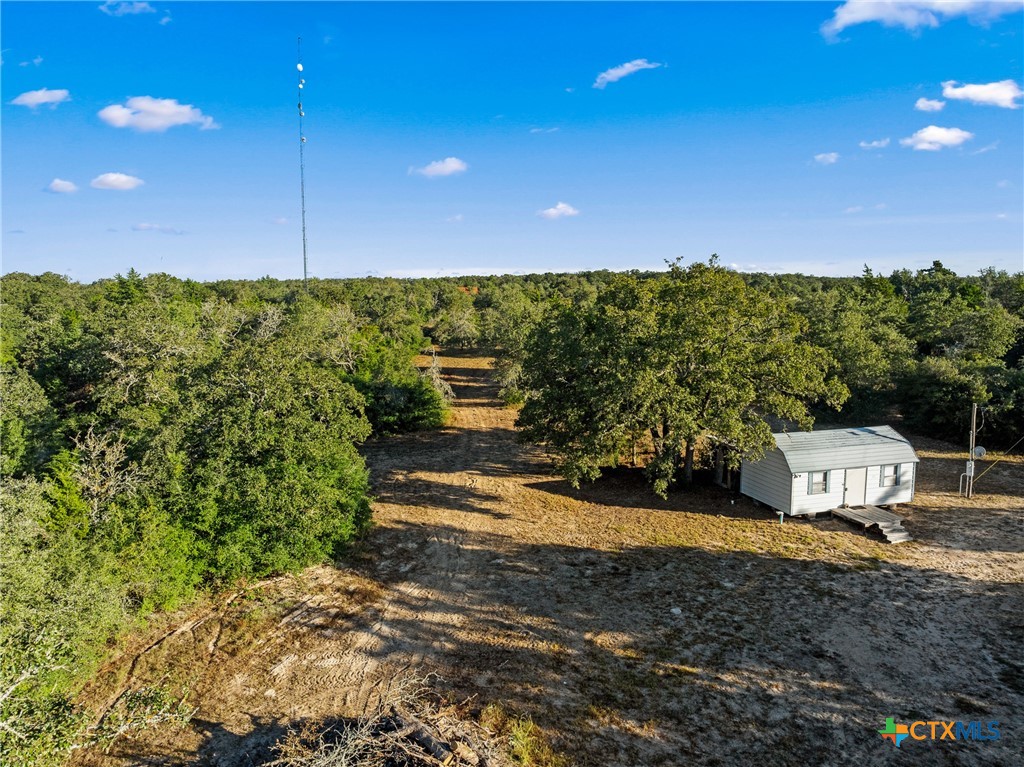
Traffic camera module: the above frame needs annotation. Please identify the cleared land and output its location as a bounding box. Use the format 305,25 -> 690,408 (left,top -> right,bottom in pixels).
72,350 -> 1023,766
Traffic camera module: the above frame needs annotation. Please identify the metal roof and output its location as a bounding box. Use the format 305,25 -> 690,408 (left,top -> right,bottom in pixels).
772,426 -> 919,474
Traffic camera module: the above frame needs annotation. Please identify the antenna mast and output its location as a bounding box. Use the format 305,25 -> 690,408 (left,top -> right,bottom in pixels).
297,37 -> 308,288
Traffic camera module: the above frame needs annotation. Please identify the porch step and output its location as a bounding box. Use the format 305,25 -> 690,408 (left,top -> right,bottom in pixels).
883,530 -> 913,544
832,505 -> 913,544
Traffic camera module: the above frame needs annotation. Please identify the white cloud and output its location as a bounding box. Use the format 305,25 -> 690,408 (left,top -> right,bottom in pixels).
10,87 -> 70,109
271,216 -> 289,225
821,1 -> 1021,39
160,14 -> 172,25
132,222 -> 183,235
900,125 -> 974,151
411,157 -> 468,177
99,2 -> 156,16
972,141 -> 999,155
99,96 -> 218,132
565,87 -> 575,93
385,267 -> 527,279
814,152 -> 840,165
91,172 -> 144,190
446,214 -> 464,223
996,179 -> 1011,188
728,262 -> 760,273
46,178 -> 78,194
942,79 -> 1023,109
529,127 -> 559,134
593,58 -> 663,89
859,138 -> 890,149
18,56 -> 43,67
538,202 -> 580,220
915,97 -> 946,112
843,203 -> 888,214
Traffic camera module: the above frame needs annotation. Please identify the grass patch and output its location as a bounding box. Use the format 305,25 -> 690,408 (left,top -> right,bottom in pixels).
643,512 -> 899,565
480,703 -> 567,767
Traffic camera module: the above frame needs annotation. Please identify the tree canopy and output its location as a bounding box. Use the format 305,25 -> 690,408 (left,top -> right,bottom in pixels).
0,270 -> 452,765
517,260 -> 849,496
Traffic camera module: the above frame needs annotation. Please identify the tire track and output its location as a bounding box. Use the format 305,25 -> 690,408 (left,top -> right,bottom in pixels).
282,356 -> 500,716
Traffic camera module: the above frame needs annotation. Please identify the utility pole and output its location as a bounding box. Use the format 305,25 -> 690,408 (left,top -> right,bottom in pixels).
297,37 -> 309,289
967,402 -> 978,498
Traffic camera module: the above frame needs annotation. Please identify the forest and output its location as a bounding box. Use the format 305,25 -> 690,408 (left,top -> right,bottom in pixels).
1,259 -> 1022,764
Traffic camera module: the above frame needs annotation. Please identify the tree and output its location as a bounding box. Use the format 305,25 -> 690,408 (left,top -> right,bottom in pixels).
178,306 -> 373,581
431,287 -> 479,348
796,267 -> 915,416
517,259 -> 848,496
894,264 -> 1023,440
478,283 -> 543,404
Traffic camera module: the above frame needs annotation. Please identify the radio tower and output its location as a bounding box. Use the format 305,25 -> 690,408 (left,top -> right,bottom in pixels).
297,37 -> 308,288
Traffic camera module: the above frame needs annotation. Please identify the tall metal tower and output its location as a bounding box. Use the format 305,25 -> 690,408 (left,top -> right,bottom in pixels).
297,37 -> 308,288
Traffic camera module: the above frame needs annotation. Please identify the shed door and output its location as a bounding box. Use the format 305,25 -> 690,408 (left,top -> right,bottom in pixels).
845,467 -> 867,506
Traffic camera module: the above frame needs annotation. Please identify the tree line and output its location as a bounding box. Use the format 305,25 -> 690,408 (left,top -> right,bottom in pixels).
507,259 -> 1019,491
1,259 -> 1021,763
0,270 -> 454,764
470,259 -> 1023,493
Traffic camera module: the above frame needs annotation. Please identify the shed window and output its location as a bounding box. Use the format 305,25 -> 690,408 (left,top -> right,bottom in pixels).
881,464 -> 901,487
809,471 -> 829,495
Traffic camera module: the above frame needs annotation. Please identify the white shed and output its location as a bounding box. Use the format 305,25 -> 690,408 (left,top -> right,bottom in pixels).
740,426 -> 919,516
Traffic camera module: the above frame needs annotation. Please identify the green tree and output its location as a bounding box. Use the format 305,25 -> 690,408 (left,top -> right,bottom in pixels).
894,263 -> 1022,439
180,308 -> 373,580
431,287 -> 480,347
518,259 -> 848,495
0,365 -> 57,477
796,268 -> 914,416
479,283 -> 543,404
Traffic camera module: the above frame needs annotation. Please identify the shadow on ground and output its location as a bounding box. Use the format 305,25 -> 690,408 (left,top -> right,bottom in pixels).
80,351 -> 1023,767
99,525 -> 1023,767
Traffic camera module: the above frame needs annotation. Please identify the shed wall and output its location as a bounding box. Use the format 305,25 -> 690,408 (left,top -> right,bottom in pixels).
739,448 -> 792,513
790,471 -> 846,515
864,462 -> 916,506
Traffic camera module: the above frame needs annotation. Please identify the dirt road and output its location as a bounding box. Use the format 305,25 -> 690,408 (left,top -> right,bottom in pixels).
75,350 -> 1024,766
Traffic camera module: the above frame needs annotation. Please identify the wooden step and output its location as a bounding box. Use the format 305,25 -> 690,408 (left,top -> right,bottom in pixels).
879,523 -> 906,533
831,506 -> 912,543
884,531 -> 913,543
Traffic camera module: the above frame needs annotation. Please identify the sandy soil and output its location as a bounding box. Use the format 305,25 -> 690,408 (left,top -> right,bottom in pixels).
71,350 -> 1024,767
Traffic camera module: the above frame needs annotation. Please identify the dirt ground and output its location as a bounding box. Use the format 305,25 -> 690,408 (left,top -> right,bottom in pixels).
71,350 -> 1023,767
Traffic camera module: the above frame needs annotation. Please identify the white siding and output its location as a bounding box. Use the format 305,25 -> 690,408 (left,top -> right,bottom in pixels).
790,470 -> 846,515
740,448 -> 793,513
864,462 -> 915,506
741,427 -> 918,516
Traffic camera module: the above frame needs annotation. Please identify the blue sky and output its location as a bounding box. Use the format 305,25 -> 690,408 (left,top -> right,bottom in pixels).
2,1 -> 1022,281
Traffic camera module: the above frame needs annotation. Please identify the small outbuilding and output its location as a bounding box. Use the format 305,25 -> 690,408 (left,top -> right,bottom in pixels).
740,426 -> 919,516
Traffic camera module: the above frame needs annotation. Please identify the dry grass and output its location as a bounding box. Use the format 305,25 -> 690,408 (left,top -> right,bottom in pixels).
270,674 -> 508,767
69,351 -> 1024,767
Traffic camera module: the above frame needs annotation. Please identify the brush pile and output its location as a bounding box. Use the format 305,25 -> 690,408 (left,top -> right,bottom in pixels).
268,677 -> 510,767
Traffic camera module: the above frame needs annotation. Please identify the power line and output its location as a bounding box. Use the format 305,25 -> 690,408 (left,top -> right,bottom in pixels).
972,433 -> 1024,486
